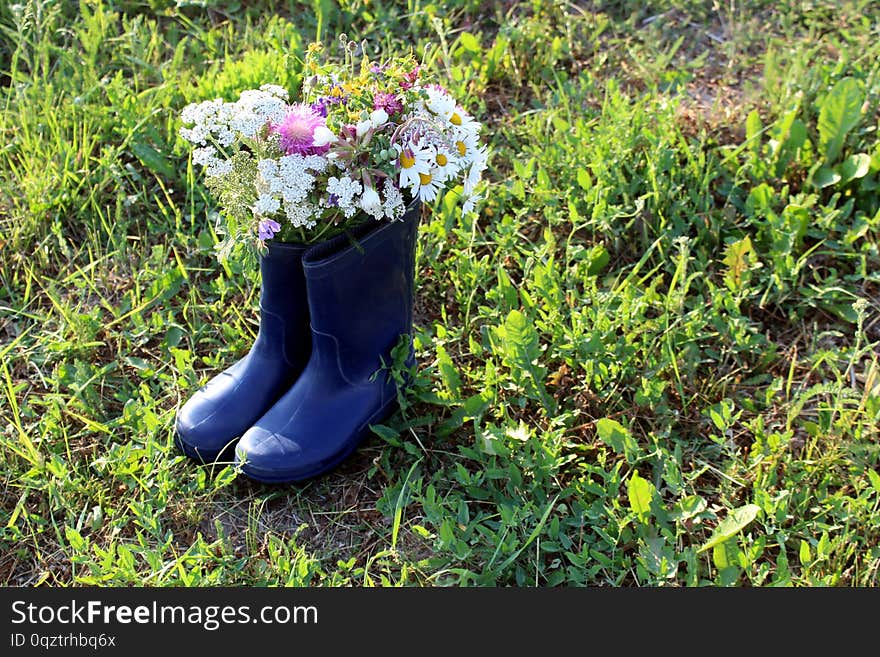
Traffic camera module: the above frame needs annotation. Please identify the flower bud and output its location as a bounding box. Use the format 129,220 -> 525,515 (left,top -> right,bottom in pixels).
312,126 -> 337,147
359,186 -> 382,216
370,108 -> 389,128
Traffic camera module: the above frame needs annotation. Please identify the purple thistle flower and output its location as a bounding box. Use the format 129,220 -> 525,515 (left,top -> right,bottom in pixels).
373,92 -> 403,116
258,218 -> 281,241
271,104 -> 329,156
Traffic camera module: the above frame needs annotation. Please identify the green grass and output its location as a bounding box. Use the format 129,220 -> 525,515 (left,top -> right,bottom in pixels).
1,0 -> 879,586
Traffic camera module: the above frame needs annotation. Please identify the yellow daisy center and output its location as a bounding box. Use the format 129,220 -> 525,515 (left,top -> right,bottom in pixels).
400,152 -> 416,168
419,172 -> 432,185
456,141 -> 466,156
436,153 -> 448,166
450,112 -> 462,126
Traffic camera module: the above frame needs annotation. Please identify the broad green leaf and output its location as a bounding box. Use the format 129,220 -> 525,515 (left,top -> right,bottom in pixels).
722,236 -> 754,290
712,539 -> 738,569
596,418 -> 637,461
577,167 -> 592,191
490,309 -> 553,410
817,77 -> 863,164
212,465 -> 238,489
812,165 -> 841,189
837,153 -> 871,184
132,142 -> 176,179
197,229 -> 215,251
745,110 -> 762,152
669,495 -> 707,522
496,310 -> 540,365
435,344 -> 462,397
627,470 -> 654,521
745,182 -> 775,217
867,468 -> 880,494
65,527 -> 86,550
799,540 -> 812,566
699,504 -> 761,552
459,32 -> 481,53
369,423 -> 400,441
586,245 -> 609,276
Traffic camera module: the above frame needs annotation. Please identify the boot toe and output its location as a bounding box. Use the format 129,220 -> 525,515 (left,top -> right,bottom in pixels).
235,426 -> 321,483
175,392 -> 240,463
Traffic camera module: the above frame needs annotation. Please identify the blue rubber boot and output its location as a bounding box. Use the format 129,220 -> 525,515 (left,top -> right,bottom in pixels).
175,241 -> 310,463
234,204 -> 420,483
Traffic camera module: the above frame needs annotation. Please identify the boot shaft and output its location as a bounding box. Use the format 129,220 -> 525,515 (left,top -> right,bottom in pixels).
253,241 -> 311,366
302,204 -> 420,383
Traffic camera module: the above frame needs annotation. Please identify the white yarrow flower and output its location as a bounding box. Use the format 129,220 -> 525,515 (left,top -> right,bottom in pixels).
326,176 -> 364,218
382,179 -> 405,219
259,84 -> 289,100
285,200 -> 318,229
205,159 -> 233,178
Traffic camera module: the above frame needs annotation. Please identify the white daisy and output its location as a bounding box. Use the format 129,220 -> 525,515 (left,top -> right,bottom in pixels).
461,192 -> 482,216
415,170 -> 443,203
430,145 -> 459,183
424,87 -> 456,121
395,142 -> 432,191
463,145 -> 488,196
450,127 -> 481,167
449,106 -> 479,133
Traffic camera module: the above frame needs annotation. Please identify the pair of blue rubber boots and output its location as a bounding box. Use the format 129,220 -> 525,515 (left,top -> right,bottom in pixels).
175,205 -> 419,483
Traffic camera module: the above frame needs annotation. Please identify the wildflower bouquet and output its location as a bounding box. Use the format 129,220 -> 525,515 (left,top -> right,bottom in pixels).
179,41 -> 487,256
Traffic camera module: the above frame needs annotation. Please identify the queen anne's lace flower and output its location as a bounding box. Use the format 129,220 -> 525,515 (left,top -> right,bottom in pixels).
253,194 -> 281,216
205,159 -> 233,178
192,146 -> 217,166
